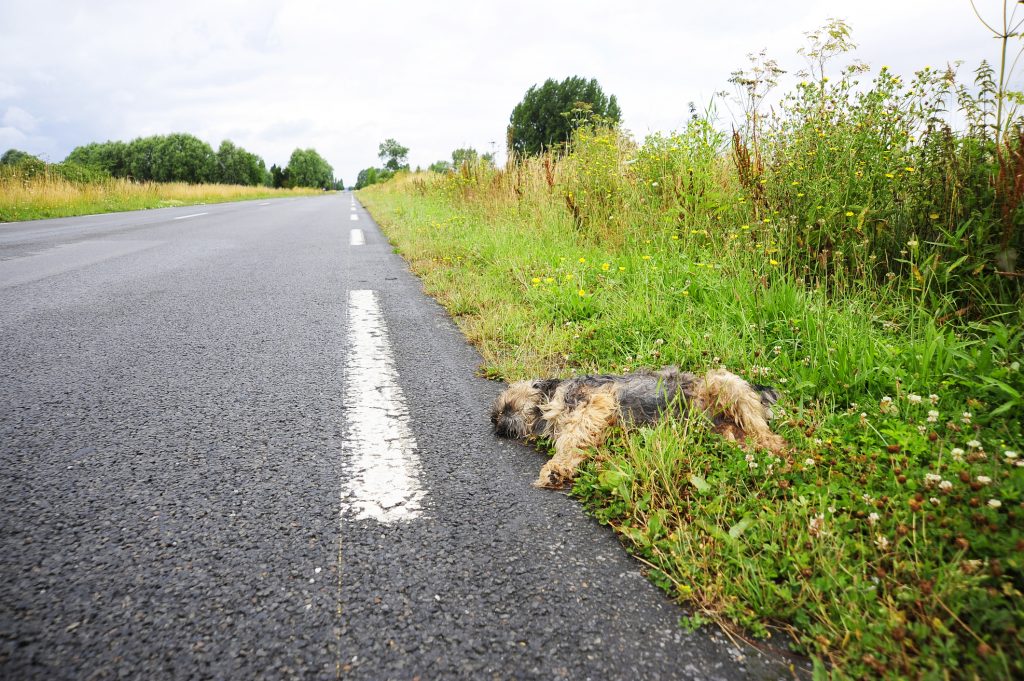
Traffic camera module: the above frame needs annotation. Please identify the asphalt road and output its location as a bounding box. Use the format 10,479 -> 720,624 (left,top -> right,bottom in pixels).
0,194 -> 801,679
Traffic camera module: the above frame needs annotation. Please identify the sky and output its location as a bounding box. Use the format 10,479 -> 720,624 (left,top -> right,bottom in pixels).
1,1 -> 1020,186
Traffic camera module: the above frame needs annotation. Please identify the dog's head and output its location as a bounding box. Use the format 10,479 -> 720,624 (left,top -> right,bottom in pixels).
490,379 -> 561,439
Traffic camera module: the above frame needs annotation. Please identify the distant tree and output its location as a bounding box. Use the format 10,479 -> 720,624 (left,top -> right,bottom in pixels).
152,133 -> 216,183
66,141 -> 129,177
215,140 -> 267,186
285,148 -> 334,189
269,164 -> 288,188
508,76 -> 622,156
1,148 -> 38,165
451,147 -> 478,168
428,160 -> 452,173
377,138 -> 409,172
125,136 -> 161,181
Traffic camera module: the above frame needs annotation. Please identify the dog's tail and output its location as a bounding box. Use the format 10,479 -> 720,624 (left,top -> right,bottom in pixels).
696,369 -> 787,454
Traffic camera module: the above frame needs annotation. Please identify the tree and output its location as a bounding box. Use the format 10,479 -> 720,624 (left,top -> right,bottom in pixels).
428,160 -> 452,173
152,133 -> 216,183
508,76 -> 622,156
270,164 -> 288,188
378,138 -> 409,172
1,148 -> 39,165
285,148 -> 334,189
66,141 -> 130,177
215,140 -> 267,186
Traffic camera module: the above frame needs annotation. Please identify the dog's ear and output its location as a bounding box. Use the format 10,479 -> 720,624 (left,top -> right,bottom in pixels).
531,378 -> 562,399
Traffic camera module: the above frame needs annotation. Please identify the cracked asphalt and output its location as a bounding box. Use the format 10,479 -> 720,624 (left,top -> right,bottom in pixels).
0,194 -> 803,679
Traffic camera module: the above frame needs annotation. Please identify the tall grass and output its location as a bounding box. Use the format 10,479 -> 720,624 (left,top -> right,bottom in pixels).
0,164 -> 323,222
359,37 -> 1023,679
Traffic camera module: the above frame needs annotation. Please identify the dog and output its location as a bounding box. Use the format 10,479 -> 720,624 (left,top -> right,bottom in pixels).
490,366 -> 786,487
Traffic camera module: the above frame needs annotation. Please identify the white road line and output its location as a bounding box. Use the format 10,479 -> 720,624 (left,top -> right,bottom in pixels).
350,228 -> 365,246
340,290 -> 426,523
258,202 -> 271,206
350,214 -> 359,221
350,206 -> 356,211
173,212 -> 208,220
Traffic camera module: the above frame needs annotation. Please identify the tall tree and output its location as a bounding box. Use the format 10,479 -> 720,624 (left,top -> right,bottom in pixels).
508,76 -> 622,156
377,138 -> 409,172
285,148 -> 334,189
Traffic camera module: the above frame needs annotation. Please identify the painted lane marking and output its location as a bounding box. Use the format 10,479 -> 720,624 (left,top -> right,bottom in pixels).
173,212 -> 208,220
350,205 -> 356,211
340,290 -> 427,523
350,228 -> 365,246
350,214 -> 359,221
258,202 -> 271,206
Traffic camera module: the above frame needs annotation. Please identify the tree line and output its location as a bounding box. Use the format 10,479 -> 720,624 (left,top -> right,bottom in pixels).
3,134 -> 341,189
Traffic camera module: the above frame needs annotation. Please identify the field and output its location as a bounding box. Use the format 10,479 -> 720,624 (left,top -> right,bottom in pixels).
0,164 -> 324,222
358,49 -> 1024,680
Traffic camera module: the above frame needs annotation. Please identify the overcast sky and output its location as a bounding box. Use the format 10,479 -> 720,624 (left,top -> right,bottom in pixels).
1,1 -> 1019,185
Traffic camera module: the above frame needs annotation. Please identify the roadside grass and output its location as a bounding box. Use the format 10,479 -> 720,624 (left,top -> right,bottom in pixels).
358,45 -> 1023,675
0,166 -> 324,222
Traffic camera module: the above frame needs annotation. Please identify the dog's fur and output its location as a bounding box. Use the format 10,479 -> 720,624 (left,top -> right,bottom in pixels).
490,366 -> 787,487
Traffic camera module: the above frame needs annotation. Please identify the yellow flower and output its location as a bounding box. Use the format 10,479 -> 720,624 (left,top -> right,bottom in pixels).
741,225 -> 750,230
885,173 -> 895,178
601,262 -> 610,271
845,211 -> 855,217
578,257 -> 586,263
791,181 -> 800,186
531,277 -> 541,283
671,235 -> 679,240
796,193 -> 804,197
681,290 -> 689,296
642,255 -> 651,260
618,266 -> 626,271
904,167 -> 915,173
564,273 -> 574,280
928,213 -> 939,220
762,218 -> 771,224
770,259 -> 779,265
578,289 -> 586,297
544,277 -> 555,283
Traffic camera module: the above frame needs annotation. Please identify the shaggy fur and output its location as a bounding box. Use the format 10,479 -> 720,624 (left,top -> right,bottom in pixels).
491,366 -> 787,487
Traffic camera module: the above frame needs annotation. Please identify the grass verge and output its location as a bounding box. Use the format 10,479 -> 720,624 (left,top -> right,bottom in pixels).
0,168 -> 324,222
358,167 -> 1022,679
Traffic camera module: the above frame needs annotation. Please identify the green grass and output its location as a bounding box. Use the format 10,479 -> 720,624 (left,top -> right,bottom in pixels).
0,165 -> 325,222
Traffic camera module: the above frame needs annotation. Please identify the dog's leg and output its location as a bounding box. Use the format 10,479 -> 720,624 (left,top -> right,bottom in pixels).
535,385 -> 619,488
700,370 -> 788,455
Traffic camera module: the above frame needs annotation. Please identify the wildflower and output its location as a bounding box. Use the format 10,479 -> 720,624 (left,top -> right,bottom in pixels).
917,425 -> 927,435
929,394 -> 939,405
987,499 -> 1001,509
809,514 -> 826,537
875,535 -> 890,550
924,473 -> 942,486
845,211 -> 854,217
927,410 -> 939,423
531,277 -> 541,284
939,480 -> 953,492
543,277 -> 554,284
578,257 -> 586,264
967,439 -> 981,449
770,259 -> 779,265
577,289 -> 586,297
976,475 -> 991,485
601,262 -> 610,271
1005,450 -> 1019,460
681,290 -> 689,296
879,396 -> 895,414
908,394 -> 922,404
618,266 -> 625,271
950,447 -> 965,461
929,497 -> 941,506
745,453 -> 755,462
907,239 -> 918,249
867,512 -> 880,526
642,255 -> 651,261
741,224 -> 750,230
885,173 -> 895,179
804,458 -> 816,467
904,167 -> 915,173
859,413 -> 868,426
651,181 -> 659,187
929,212 -> 940,220
797,192 -> 805,197
962,412 -> 972,424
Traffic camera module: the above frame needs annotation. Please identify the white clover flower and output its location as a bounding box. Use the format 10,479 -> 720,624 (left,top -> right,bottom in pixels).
927,410 -> 939,423
976,475 -> 992,485
917,425 -> 927,435
1010,361 -> 1020,372
809,514 -> 826,537
875,535 -> 890,550
908,394 -> 922,404
867,512 -> 880,526
929,497 -> 941,506
950,447 -> 965,462
987,499 -> 1002,509
879,396 -> 895,414
1004,450 -> 1018,460
939,480 -> 953,492
924,473 -> 942,486
804,458 -> 816,467
967,439 -> 981,449
749,461 -> 759,470
1016,460 -> 1024,468
962,412 -> 973,424
929,394 -> 939,405
862,494 -> 873,503
745,453 -> 755,462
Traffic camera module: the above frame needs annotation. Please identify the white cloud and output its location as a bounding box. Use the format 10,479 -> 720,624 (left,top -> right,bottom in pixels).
2,106 -> 37,132
0,0 -> 1013,185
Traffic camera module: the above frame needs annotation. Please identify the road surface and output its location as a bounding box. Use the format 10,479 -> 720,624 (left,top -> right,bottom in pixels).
0,194 -> 800,679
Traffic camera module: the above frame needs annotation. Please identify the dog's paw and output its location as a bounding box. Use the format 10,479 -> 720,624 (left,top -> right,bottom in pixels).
534,462 -> 569,489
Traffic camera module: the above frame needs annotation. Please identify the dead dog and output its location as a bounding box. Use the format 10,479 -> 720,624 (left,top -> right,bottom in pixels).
491,366 -> 786,487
